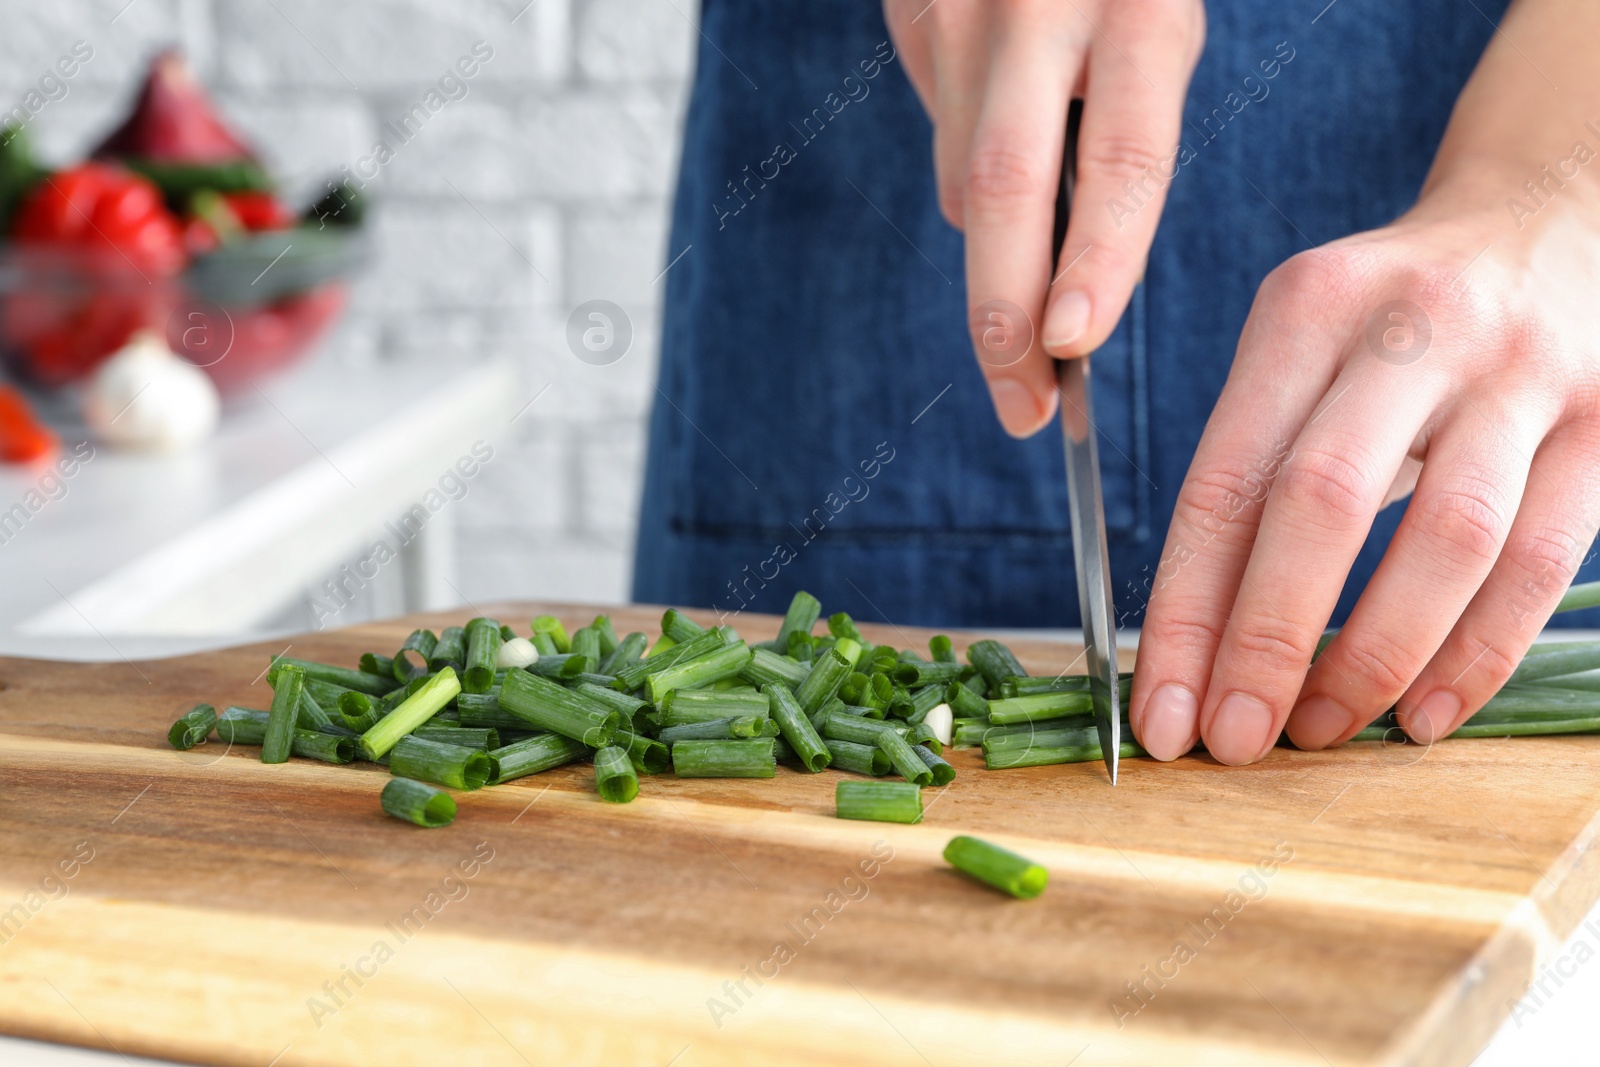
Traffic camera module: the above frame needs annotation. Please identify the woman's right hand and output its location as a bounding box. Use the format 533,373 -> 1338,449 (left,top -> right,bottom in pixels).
885,0 -> 1206,437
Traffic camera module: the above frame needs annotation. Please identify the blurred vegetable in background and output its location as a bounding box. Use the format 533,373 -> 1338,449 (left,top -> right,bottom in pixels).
0,48 -> 366,404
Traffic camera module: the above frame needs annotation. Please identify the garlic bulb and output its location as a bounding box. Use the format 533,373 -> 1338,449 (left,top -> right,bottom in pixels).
84,331 -> 220,451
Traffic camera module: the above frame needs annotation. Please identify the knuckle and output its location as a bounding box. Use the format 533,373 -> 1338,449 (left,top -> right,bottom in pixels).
1259,248 -> 1370,314
1417,477 -> 1510,573
965,139 -> 1051,208
1504,525 -> 1586,607
1330,631 -> 1418,701
1274,447 -> 1374,528
1455,639 -> 1520,690
1172,460 -> 1273,542
1143,611 -> 1227,651
1079,131 -> 1168,185
1231,617 -> 1317,677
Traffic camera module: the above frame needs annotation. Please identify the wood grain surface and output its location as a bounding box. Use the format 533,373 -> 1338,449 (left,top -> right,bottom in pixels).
1,603 -> 1597,1067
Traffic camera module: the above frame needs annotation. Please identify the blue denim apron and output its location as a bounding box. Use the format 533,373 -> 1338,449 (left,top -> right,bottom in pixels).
635,0 -> 1599,630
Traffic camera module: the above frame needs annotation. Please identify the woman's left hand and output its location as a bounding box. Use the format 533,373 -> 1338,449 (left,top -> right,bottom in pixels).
1129,0 -> 1600,765
1134,201 -> 1600,764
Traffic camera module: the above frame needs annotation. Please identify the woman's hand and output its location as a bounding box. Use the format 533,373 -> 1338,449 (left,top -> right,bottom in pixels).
1129,0 -> 1600,764
884,0 -> 1205,437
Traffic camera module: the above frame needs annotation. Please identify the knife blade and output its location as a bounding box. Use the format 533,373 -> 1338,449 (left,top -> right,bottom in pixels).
1051,99 -> 1121,784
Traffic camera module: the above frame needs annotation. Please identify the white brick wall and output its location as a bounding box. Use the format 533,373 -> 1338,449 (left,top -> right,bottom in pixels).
0,0 -> 695,622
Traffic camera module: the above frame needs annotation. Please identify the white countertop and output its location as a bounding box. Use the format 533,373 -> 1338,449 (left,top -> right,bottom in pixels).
0,355 -> 515,646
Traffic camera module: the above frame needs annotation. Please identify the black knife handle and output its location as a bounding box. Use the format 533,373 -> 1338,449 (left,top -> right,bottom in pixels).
1051,98 -> 1083,272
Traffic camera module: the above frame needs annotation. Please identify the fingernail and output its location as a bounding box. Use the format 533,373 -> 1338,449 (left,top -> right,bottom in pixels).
1207,692 -> 1276,766
1288,695 -> 1354,751
1138,683 -> 1199,761
1043,290 -> 1091,352
1402,689 -> 1462,745
987,377 -> 1042,438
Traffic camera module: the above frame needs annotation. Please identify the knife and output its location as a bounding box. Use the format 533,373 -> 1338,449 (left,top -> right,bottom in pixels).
1051,99 -> 1121,784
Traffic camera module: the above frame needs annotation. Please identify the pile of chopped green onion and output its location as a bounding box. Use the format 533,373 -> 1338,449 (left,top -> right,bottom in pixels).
166,582 -> 1600,832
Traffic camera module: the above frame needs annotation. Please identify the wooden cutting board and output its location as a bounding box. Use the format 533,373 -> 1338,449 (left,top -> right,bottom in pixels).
1,604 -> 1597,1067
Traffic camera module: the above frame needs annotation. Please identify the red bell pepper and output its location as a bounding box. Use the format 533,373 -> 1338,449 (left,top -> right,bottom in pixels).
2,163 -> 185,385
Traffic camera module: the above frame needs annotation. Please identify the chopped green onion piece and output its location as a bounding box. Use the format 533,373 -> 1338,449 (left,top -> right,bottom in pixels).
661,608 -> 706,644
359,667 -> 462,761
592,615 -> 620,656
389,734 -> 492,790
574,682 -> 649,717
570,626 -> 602,667
463,617 -> 503,694
834,637 -> 863,668
945,680 -> 989,719
531,631 -> 560,657
982,724 -> 1146,768
455,691 -> 524,730
216,706 -> 269,744
414,726 -> 500,751
915,745 -> 956,785
646,642 -> 753,703
951,721 -> 992,748
891,661 -> 965,687
263,664 -> 305,764
796,648 -> 852,716
381,778 -> 456,828
292,729 -> 357,764
659,688 -> 769,726
930,635 -> 956,663
765,682 -> 832,773
819,709 -> 897,747
270,656 -> 398,696
528,652 -> 590,678
429,626 -> 467,670
293,685 -> 334,731
828,612 -> 865,644
659,715 -> 769,742
904,685 -> 946,723
490,733 -> 588,783
594,746 -> 640,803
741,646 -> 810,688
647,632 -> 678,657
836,780 -> 923,823
824,738 -> 891,776
875,729 -> 934,786
987,690 -> 1095,725
787,631 -> 814,662
167,703 -> 217,750
671,739 -> 776,778
360,653 -> 396,679
614,627 -> 724,690
600,631 -> 647,675
498,668 -> 619,746
905,723 -> 942,754
217,709 -> 356,763
776,591 -> 822,648
394,629 -> 438,682
966,640 -> 1028,689
943,835 -> 1048,899
532,614 -> 571,653
611,728 -> 671,774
